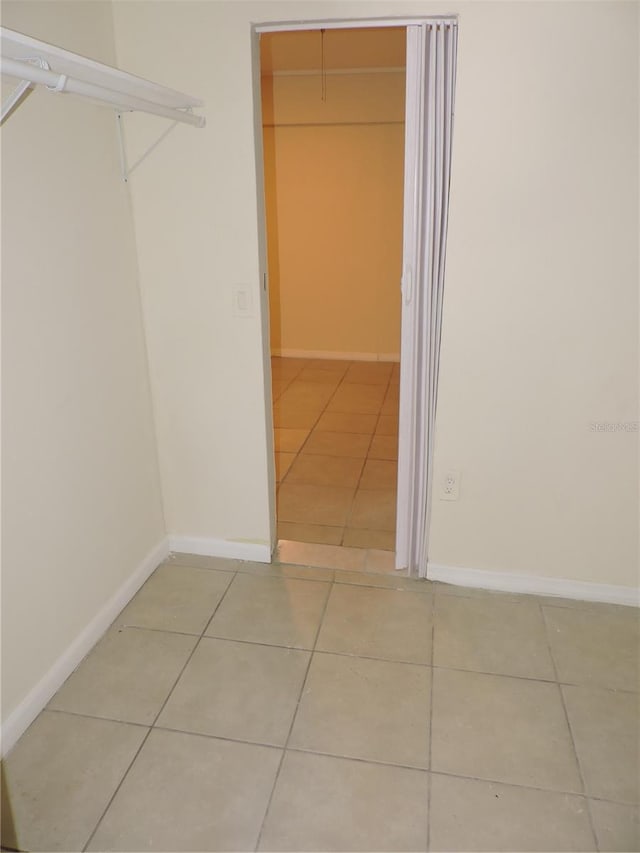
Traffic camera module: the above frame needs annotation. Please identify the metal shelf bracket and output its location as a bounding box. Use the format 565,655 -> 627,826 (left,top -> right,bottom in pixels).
1,56 -> 48,123
116,111 -> 182,183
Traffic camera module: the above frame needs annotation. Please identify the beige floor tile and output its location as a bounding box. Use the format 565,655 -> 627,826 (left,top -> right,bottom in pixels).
368,433 -> 398,460
349,488 -> 397,531
359,459 -> 397,490
238,560 -> 335,582
343,363 -> 393,385
543,606 -> 640,690
271,356 -> 308,374
317,584 -> 432,664
434,583 -> 531,605
273,406 -> 320,429
289,652 -> 430,767
297,367 -> 345,384
536,596 -> 638,614
166,552 -> 239,571
381,395 -> 400,415
327,383 -> 386,414
303,430 -> 371,458
376,414 -> 399,435
157,638 -> 310,746
274,428 -> 310,453
334,571 -> 431,594
278,382 -> 335,408
315,411 -> 378,434
277,521 -> 343,546
275,540 -> 367,572
114,564 -> 233,635
429,773 -> 595,852
286,453 -> 364,487
271,378 -> 293,401
1,711 -> 147,853
434,594 -> 556,680
259,751 -> 429,852
87,729 -> 281,852
48,628 -> 196,725
342,527 -> 396,550
278,482 -> 355,526
307,358 -> 352,370
206,573 -> 330,649
562,684 -> 639,803
431,669 -> 582,791
589,799 -> 640,851
275,451 -> 296,482
365,548 -> 397,573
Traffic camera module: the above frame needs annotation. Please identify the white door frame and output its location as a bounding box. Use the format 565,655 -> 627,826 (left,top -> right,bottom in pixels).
251,15 -> 456,572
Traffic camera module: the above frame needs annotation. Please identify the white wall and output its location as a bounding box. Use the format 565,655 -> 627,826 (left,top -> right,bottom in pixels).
263,68 -> 404,359
1,1 -> 166,732
111,1 -> 638,589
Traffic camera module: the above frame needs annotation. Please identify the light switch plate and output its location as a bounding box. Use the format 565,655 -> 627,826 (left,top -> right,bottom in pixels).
232,285 -> 253,318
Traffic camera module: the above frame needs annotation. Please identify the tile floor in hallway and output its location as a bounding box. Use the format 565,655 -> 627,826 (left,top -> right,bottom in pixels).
272,356 -> 399,551
2,550 -> 638,852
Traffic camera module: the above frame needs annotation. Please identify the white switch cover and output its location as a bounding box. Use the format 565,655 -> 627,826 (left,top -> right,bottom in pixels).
232,285 -> 253,318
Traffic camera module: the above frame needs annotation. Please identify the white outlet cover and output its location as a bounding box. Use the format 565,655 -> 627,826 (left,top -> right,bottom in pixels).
440,469 -> 461,501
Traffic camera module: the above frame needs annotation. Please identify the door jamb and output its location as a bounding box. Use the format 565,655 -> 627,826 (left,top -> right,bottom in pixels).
251,15 -> 455,565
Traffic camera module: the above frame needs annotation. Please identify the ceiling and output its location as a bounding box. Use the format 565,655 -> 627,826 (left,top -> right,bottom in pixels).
260,28 -> 406,75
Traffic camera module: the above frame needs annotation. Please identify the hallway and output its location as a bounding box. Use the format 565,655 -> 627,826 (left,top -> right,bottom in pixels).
273,357 -> 399,551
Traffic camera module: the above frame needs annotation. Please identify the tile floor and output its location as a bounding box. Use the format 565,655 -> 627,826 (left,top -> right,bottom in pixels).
272,357 -> 399,551
2,551 -> 638,852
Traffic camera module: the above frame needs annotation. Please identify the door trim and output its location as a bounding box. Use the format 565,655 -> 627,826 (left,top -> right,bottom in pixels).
251,15 -> 456,567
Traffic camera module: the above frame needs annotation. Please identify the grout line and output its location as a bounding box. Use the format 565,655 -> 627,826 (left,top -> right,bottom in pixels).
113,624 -> 202,638
253,572 -> 334,851
539,603 -> 600,851
153,723 -> 284,752
275,369 -> 346,491
340,367 -> 393,542
275,358 -> 387,546
202,634 -> 317,654
63,614 -> 640,698
426,578 -> 437,851
45,707 -> 152,729
81,571 -> 240,852
283,747 -> 612,802
433,583 -> 636,614
44,707 -> 636,810
271,372 -> 297,403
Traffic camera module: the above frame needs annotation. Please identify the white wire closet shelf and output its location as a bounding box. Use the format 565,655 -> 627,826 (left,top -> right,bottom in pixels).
0,26 -> 206,127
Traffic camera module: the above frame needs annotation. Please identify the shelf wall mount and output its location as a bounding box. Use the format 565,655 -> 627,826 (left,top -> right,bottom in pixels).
1,26 -> 205,177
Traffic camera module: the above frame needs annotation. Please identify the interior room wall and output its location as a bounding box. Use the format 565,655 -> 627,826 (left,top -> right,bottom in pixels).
111,0 -> 638,591
1,1 -> 166,737
262,63 -> 404,360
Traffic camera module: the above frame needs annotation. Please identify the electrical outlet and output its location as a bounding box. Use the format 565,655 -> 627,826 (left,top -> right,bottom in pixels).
440,469 -> 461,501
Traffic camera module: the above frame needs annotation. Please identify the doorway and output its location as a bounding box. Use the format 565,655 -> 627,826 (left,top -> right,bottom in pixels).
260,27 -> 405,555
254,17 -> 458,577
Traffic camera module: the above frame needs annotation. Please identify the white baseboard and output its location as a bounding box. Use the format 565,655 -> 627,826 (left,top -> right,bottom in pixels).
428,561 -> 639,607
168,535 -> 272,564
272,348 -> 400,363
1,537 -> 170,757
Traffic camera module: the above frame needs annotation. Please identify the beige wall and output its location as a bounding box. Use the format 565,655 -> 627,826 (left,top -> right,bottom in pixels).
263,66 -> 404,359
1,1 -> 166,726
110,0 -> 637,589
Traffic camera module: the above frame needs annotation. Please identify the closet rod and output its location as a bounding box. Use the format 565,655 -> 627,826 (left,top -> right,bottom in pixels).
0,56 -> 205,127
263,120 -> 404,128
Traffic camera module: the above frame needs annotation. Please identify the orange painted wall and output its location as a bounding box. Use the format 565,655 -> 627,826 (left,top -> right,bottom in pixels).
262,69 -> 405,359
